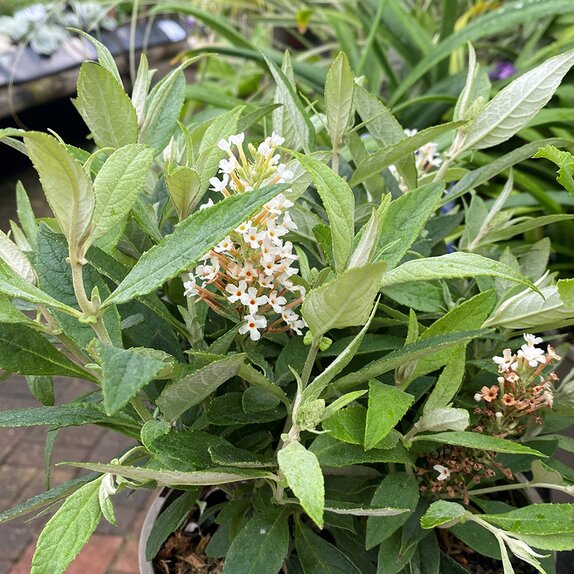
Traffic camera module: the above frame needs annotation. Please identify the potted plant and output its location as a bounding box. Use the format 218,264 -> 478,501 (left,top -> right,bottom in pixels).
2,30 -> 574,574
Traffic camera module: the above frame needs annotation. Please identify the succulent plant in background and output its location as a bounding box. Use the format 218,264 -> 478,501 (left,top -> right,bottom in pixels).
1,13 -> 574,574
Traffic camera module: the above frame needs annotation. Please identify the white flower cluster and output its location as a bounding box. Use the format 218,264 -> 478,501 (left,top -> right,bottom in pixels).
184,132 -> 306,341
389,128 -> 443,193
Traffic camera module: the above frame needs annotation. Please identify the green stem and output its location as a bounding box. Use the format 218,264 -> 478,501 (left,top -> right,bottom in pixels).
130,395 -> 153,422
301,342 -> 319,388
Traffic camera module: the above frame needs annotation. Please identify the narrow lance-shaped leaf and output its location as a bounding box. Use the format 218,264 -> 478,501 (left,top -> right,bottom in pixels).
30,478 -> 103,574
0,229 -> 35,283
71,29 -> 122,86
461,49 -> 574,151
325,52 -> 354,151
289,150 -> 354,273
102,183 -> 288,307
0,323 -> 96,380
424,345 -> 466,413
380,253 -> 537,291
15,180 -> 38,250
157,354 -> 246,421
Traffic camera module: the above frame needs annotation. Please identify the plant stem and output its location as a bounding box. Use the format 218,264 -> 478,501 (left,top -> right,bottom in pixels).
301,341 -> 319,388
70,258 -> 93,316
130,395 -> 153,422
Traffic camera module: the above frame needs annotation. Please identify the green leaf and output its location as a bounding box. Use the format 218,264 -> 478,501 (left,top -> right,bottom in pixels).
222,508 -> 290,574
290,151 -> 354,272
15,180 -> 38,250
334,330 -> 488,392
31,478 -> 102,574
380,253 -> 536,290
75,62 -> 138,149
325,501 -> 409,518
377,530 -> 418,574
145,490 -> 198,561
424,345 -> 466,413
325,52 -> 354,151
89,144 -> 154,250
353,84 -> 416,189
64,462 -> 275,487
21,132 -> 94,246
72,29 -> 122,86
365,381 -> 413,450
0,474 -> 97,525
157,354 -> 246,421
0,405 -> 137,430
278,441 -> 324,528
165,165 -> 202,221
534,145 -> 574,196
420,501 -> 466,529
207,393 -> 285,426
302,263 -> 386,340
0,323 -> 96,379
366,473 -> 419,549
482,214 -> 574,244
140,67 -> 186,154
410,408 -> 470,437
264,52 -> 313,152
103,184 -> 287,306
295,521 -> 362,574
0,229 -> 35,283
349,122 -> 463,187
100,345 -> 166,416
26,375 -> 54,406
461,49 -> 574,151
412,290 -> 496,380
376,182 -> 444,270
304,303 -> 377,402
481,504 -> 574,535
446,137 -> 570,202
390,0 -> 574,104
309,434 -> 413,467
414,431 -> 546,457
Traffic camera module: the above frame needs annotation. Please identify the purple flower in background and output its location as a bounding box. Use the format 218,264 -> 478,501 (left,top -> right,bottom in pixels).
490,61 -> 517,81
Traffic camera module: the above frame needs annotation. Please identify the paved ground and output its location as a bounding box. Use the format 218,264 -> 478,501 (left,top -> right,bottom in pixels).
0,375 -> 156,574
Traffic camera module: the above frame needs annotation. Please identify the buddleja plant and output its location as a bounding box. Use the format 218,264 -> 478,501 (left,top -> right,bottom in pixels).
2,33 -> 574,574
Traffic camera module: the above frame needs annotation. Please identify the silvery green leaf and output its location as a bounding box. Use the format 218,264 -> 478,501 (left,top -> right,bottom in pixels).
420,500 -> 467,529
165,165 -> 202,221
454,43 -> 491,122
277,441 -> 324,528
347,208 -> 379,269
485,282 -> 574,329
423,345 -> 466,413
301,262 -> 386,340
411,407 -> 470,436
461,49 -> 574,151
325,52 -> 354,151
132,54 -> 154,125
0,230 -> 36,284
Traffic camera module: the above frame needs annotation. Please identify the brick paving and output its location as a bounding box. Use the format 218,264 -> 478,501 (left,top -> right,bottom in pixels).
0,375 -> 156,573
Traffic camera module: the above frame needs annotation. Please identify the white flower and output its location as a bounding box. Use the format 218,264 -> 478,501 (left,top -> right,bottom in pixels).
493,348 -> 515,372
219,156 -> 237,174
260,237 -> 279,260
214,236 -> 233,253
225,280 -> 248,303
239,261 -> 259,282
258,141 -> 272,156
523,333 -> 543,346
209,174 -> 229,193
278,241 -> 297,260
276,164 -> 293,181
281,309 -> 307,334
241,287 -> 269,314
266,219 -> 288,246
543,390 -> 554,407
267,290 -> 287,313
270,153 -> 281,167
229,132 -> 245,146
196,261 -> 220,283
217,138 -> 231,152
259,275 -> 274,289
404,128 -> 418,137
183,274 -> 199,297
239,314 -> 267,341
265,193 -> 294,215
433,464 -> 450,481
518,344 -> 546,368
245,227 -> 265,249
474,392 -> 483,402
199,198 -> 214,210
269,132 -> 285,146
280,211 -> 297,230
234,220 -> 252,235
